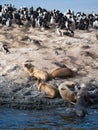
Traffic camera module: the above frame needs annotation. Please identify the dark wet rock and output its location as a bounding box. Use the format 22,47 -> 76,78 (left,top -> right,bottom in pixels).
0,77 -> 69,110
0,76 -> 98,116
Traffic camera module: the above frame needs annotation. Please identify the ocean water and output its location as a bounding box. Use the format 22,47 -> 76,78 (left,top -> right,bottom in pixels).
0,107 -> 98,129
0,0 -> 98,13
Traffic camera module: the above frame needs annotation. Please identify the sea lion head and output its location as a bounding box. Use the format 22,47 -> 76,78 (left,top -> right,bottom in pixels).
23,62 -> 34,70
23,62 -> 35,74
24,63 -> 34,69
75,109 -> 86,117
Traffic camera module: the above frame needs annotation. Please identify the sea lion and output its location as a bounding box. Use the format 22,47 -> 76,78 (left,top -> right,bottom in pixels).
58,81 -> 77,103
23,63 -> 50,81
75,84 -> 88,117
37,81 -> 59,99
50,66 -> 77,79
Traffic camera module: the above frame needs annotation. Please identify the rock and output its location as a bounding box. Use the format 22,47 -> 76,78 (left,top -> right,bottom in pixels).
0,77 -> 68,110
17,35 -> 30,41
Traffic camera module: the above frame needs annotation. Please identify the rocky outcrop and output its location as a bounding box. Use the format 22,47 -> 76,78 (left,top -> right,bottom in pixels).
0,23 -> 98,117
0,75 -> 98,118
0,76 -> 70,110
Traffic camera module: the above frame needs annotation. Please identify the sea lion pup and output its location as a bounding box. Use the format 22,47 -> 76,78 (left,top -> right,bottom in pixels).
37,80 -> 59,99
75,83 -> 88,117
23,63 -> 50,81
50,66 -> 77,79
58,81 -> 77,103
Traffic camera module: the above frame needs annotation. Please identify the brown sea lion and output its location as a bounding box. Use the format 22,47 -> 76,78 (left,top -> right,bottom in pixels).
58,81 -> 77,103
37,81 -> 59,99
50,66 -> 77,79
23,63 -> 50,81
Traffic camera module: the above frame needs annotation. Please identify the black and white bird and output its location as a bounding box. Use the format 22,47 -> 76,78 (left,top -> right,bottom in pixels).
6,18 -> 12,27
55,26 -> 63,36
2,42 -> 10,53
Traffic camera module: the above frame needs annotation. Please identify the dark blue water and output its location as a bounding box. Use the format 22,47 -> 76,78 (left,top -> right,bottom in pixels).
0,107 -> 98,129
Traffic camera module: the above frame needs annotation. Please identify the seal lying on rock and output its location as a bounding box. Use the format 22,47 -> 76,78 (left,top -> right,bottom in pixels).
37,80 -> 59,99
50,66 -> 77,79
58,81 -> 77,103
23,63 -> 50,81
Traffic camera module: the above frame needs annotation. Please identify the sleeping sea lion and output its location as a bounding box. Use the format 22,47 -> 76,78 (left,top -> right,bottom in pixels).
58,81 -> 77,103
50,66 -> 77,79
37,80 -> 59,99
23,63 -> 50,81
